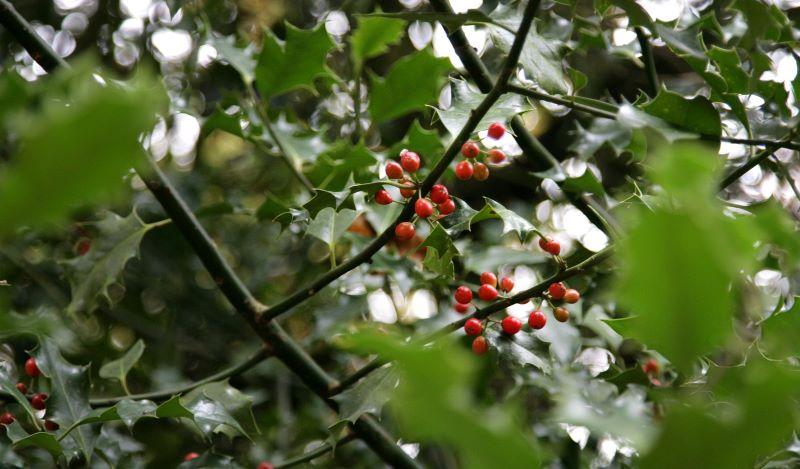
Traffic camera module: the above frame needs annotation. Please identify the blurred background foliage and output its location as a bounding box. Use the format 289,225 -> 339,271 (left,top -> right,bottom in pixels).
3,0 -> 800,467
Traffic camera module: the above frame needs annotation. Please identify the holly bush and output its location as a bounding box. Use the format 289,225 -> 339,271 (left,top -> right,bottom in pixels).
2,0 -> 800,467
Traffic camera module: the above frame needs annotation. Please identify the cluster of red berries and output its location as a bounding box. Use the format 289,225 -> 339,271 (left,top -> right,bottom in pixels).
394,184 -> 456,241
452,271 -> 515,314
374,149 -> 422,206
0,357 -> 59,431
183,453 -> 273,468
455,122 -> 508,181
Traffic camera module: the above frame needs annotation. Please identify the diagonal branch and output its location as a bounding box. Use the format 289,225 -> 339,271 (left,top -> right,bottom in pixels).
0,0 -> 66,72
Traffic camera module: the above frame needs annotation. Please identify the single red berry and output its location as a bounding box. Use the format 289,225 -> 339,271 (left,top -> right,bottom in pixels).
414,198 -> 434,218
454,286 -> 473,305
545,240 -> 561,256
0,412 -> 14,425
564,289 -> 580,304
501,316 -> 522,335
394,222 -> 415,241
25,358 -> 40,378
375,189 -> 393,205
15,382 -> 26,394
478,284 -> 498,301
385,161 -> 404,179
257,463 -> 275,469
461,141 -> 480,159
528,310 -> 547,329
500,276 -> 514,292
183,452 -> 200,462
488,122 -> 506,139
473,162 -> 489,181
44,420 -> 59,431
74,238 -> 91,256
538,236 -> 551,251
454,303 -> 470,314
471,336 -> 489,355
430,184 -> 449,204
488,149 -> 506,164
642,358 -> 660,375
554,307 -> 570,323
399,179 -> 416,199
548,282 -> 566,300
464,318 -> 483,336
479,272 -> 497,287
400,151 -> 421,173
438,198 -> 456,215
455,160 -> 474,180
31,393 -> 47,410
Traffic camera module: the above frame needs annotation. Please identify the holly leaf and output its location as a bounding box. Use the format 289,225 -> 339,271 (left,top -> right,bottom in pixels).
332,365 -> 399,426
62,211 -> 157,315
351,16 -> 406,68
0,361 -> 43,432
490,26 -> 569,95
443,197 -> 494,236
255,23 -> 335,98
486,329 -> 551,373
99,339 -> 144,393
0,67 -> 164,236
642,90 -> 721,137
418,225 -> 459,277
759,298 -> 800,360
389,120 -> 444,168
436,78 -> 523,136
484,198 -> 537,243
33,341 -> 96,462
207,34 -> 256,85
569,119 -> 647,160
306,207 -> 358,251
305,140 -> 378,191
5,421 -> 62,456
369,48 -> 451,123
617,103 -> 698,143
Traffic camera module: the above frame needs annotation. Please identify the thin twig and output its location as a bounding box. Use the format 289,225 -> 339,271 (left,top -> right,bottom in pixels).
0,0 -> 66,72
635,26 -> 659,96
275,433 -> 357,468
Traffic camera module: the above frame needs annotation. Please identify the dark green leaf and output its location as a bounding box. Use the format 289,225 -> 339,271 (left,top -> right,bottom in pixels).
207,35 -> 256,85
642,90 -> 721,137
351,16 -> 406,67
332,365 -> 399,425
307,207 -> 358,250
490,25 -> 569,95
5,422 -> 62,456
99,339 -> 144,392
436,79 -> 523,136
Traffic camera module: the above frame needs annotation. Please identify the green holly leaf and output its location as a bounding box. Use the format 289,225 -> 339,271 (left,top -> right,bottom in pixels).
307,207 -> 359,251
369,48 -> 451,123
99,339 -> 144,394
443,197 -> 494,237
759,298 -> 800,360
730,0 -> 792,49
207,34 -> 256,85
0,361 -> 43,432
484,198 -> 537,243
62,211 -> 158,316
486,329 -> 551,373
0,66 -> 164,236
260,114 -> 329,165
33,341 -> 96,462
155,395 -> 193,419
332,365 -> 399,427
389,120 -> 444,168
706,46 -> 749,94
203,105 -> 246,138
490,25 -> 569,95
305,140 -> 377,191
418,225 -> 459,277
569,119 -> 646,160
436,78 -> 523,136
5,421 -> 62,456
617,103 -> 698,143
642,90 -> 721,137
255,23 -> 335,98
351,16 -> 406,68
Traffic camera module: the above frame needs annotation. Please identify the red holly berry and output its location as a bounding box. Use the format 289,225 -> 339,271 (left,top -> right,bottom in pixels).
480,272 -> 497,287
414,198 -> 434,218
471,336 -> 489,355
257,463 -> 275,469
539,237 -> 561,256
31,393 -> 47,410
454,286 -> 473,304
430,184 -> 449,204
538,237 -> 550,251
399,179 -> 416,198
473,162 -> 489,181
454,303 -> 470,314
438,198 -> 456,215
488,149 -> 506,164
548,282 -> 566,300
564,289 -> 580,304
0,412 -> 14,425
461,141 -> 480,159
75,238 -> 91,256
488,122 -> 506,139
183,452 -> 200,462
394,222 -> 415,241
15,382 -> 26,394
25,358 -> 40,378
44,420 -> 59,431
554,307 -> 570,323
455,160 -> 474,180
500,276 -> 514,292
464,318 -> 483,336
642,358 -> 660,375
400,151 -> 421,173
501,316 -> 522,335
385,161 -> 404,179
528,310 -> 547,329
375,189 -> 393,205
478,284 -> 498,301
